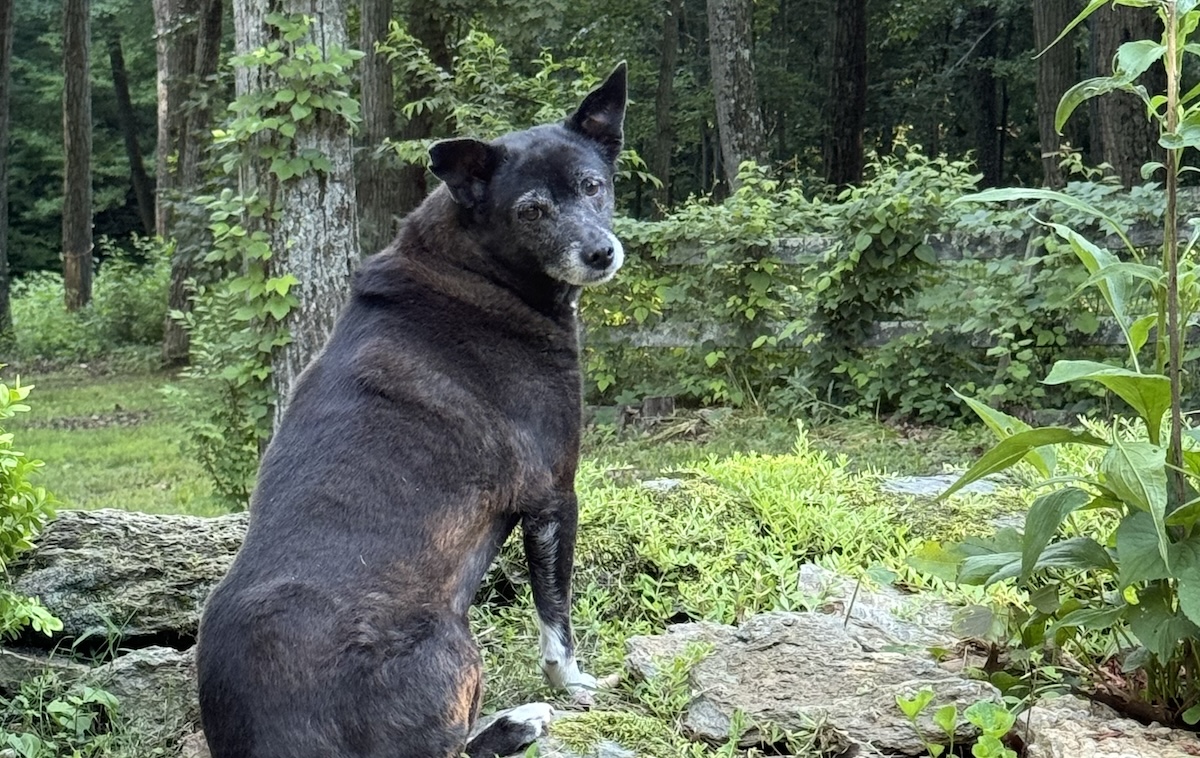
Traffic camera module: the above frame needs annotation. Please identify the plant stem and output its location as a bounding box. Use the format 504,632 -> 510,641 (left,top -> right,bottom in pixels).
1164,0 -> 1186,507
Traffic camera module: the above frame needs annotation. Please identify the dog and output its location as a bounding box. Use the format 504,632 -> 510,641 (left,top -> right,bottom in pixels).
196,63 -> 627,758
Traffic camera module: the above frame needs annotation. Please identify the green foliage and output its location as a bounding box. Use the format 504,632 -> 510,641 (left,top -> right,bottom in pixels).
0,368 -> 61,641
7,237 -> 170,369
895,689 -> 1018,758
0,673 -> 150,758
172,12 -> 362,508
909,1 -> 1200,727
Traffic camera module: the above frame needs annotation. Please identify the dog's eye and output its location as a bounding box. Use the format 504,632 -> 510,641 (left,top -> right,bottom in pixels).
518,205 -> 543,222
582,178 -> 603,196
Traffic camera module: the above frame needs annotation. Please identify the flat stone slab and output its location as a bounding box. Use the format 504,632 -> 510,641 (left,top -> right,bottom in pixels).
1022,695 -> 1200,758
626,612 -> 1001,755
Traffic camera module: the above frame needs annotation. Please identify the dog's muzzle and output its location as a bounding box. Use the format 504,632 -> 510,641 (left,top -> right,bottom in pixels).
577,231 -> 624,284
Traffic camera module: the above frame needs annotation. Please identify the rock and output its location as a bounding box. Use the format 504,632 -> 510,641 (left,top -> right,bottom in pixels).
796,563 -> 956,650
881,474 -> 1003,498
626,612 -> 1001,755
82,646 -> 199,746
11,509 -> 247,641
1021,695 -> 1200,758
0,648 -> 89,693
640,478 -> 683,493
537,736 -> 637,758
179,730 -> 211,758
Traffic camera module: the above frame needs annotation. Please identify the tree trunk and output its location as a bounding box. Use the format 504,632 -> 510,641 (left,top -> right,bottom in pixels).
970,8 -> 1003,188
232,0 -> 360,431
394,5 -> 455,215
1092,4 -> 1163,187
1034,0 -> 1077,188
823,0 -> 867,189
706,0 -> 767,191
107,30 -> 155,236
652,0 -> 682,215
62,0 -> 93,312
356,0 -> 402,255
158,0 -> 224,366
0,0 -> 11,335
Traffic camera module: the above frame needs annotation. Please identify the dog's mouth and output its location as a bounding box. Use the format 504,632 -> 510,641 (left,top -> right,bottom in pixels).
549,232 -> 625,286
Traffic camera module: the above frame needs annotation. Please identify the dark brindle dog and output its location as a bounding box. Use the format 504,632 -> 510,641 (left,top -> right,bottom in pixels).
196,64 -> 627,758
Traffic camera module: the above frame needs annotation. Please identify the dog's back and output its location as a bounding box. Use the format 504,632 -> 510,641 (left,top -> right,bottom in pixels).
197,63 -> 627,758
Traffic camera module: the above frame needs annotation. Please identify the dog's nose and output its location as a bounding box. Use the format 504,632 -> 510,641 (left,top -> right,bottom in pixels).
584,246 -> 614,269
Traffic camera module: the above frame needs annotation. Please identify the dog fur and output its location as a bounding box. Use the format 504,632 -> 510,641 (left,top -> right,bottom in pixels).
195,64 -> 627,758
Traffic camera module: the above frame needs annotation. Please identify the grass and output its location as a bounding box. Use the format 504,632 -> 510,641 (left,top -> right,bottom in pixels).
2,367 -> 1015,756
6,369 -> 219,515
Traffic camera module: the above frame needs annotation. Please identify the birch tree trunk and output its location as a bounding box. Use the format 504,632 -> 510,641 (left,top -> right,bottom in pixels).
706,0 -> 766,191
232,0 -> 359,431
62,0 -> 93,312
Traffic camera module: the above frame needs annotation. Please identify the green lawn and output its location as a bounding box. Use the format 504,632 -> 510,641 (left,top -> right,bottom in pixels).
7,370 -> 221,515
5,368 -> 987,519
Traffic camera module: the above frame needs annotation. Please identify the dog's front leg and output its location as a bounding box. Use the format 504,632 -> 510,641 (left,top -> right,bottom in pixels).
521,494 -> 597,704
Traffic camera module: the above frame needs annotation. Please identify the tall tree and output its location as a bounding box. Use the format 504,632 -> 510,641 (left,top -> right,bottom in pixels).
155,0 -> 225,365
394,4 -> 456,214
232,0 -> 360,430
0,0 -> 11,334
652,0 -> 682,213
62,0 -> 92,311
706,0 -> 766,190
107,28 -> 155,236
1091,4 -> 1162,187
1034,0 -> 1077,188
357,0 -> 402,254
824,0 -> 867,188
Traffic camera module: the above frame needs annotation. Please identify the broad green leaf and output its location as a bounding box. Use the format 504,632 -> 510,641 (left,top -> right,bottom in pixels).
1128,583 -> 1200,661
1043,361 -> 1170,444
1129,314 -> 1157,354
1178,571 -> 1200,627
951,387 -> 1055,477
1112,512 -> 1200,586
959,552 -> 1019,585
1057,77 -> 1124,134
1050,605 -> 1127,634
906,542 -> 965,582
990,538 -> 1115,585
1045,223 -> 1138,363
933,704 -> 958,737
1102,438 -> 1169,568
896,689 -> 935,719
1114,40 -> 1167,81
937,428 -> 1108,501
1167,496 -> 1200,527
963,701 -> 1016,737
1022,488 -> 1091,581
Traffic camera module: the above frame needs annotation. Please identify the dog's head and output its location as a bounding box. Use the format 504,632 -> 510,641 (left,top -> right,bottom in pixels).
428,63 -> 627,287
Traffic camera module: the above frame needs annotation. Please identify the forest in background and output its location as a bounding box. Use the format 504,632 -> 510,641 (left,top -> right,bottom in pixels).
0,0 -> 1175,281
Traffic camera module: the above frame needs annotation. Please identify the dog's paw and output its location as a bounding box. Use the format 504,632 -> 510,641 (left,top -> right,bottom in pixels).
565,671 -> 599,708
504,702 -> 555,739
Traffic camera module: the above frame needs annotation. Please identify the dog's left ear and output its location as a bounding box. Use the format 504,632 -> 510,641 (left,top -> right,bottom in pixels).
429,138 -> 505,209
566,62 -> 627,164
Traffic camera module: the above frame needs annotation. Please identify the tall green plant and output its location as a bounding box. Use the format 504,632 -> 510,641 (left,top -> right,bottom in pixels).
921,0 -> 1200,725
0,369 -> 61,640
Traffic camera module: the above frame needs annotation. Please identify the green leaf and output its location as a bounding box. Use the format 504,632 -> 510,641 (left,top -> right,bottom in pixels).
1114,40 -> 1167,81
1178,572 -> 1200,627
953,188 -> 1136,253
1183,704 -> 1200,726
896,689 -> 935,719
1022,488 -> 1091,581
937,428 -> 1107,501
1129,314 -> 1157,354
1057,77 -> 1124,134
951,387 -> 1054,477
933,704 -> 959,737
1102,438 -> 1169,568
1128,583 -> 1199,661
1035,0 -> 1109,61
1043,361 -> 1170,445
963,700 -> 1016,737
906,541 -> 964,582
1050,605 -> 1127,635
1116,512 -> 1171,587
1044,224 -> 1139,363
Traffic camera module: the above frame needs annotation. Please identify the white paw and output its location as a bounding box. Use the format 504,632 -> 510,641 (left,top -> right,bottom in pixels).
506,702 -> 555,738
566,671 -> 598,708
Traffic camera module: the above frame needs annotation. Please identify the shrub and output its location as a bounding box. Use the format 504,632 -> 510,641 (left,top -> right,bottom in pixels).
0,368 -> 61,640
8,236 -> 170,368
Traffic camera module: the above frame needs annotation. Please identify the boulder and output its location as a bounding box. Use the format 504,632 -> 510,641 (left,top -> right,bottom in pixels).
0,648 -> 89,693
626,612 -> 1001,755
796,563 -> 956,651
1021,695 -> 1200,758
10,509 -> 247,641
82,646 -> 199,746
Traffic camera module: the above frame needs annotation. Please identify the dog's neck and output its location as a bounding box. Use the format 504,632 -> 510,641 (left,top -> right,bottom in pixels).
400,191 -> 583,324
